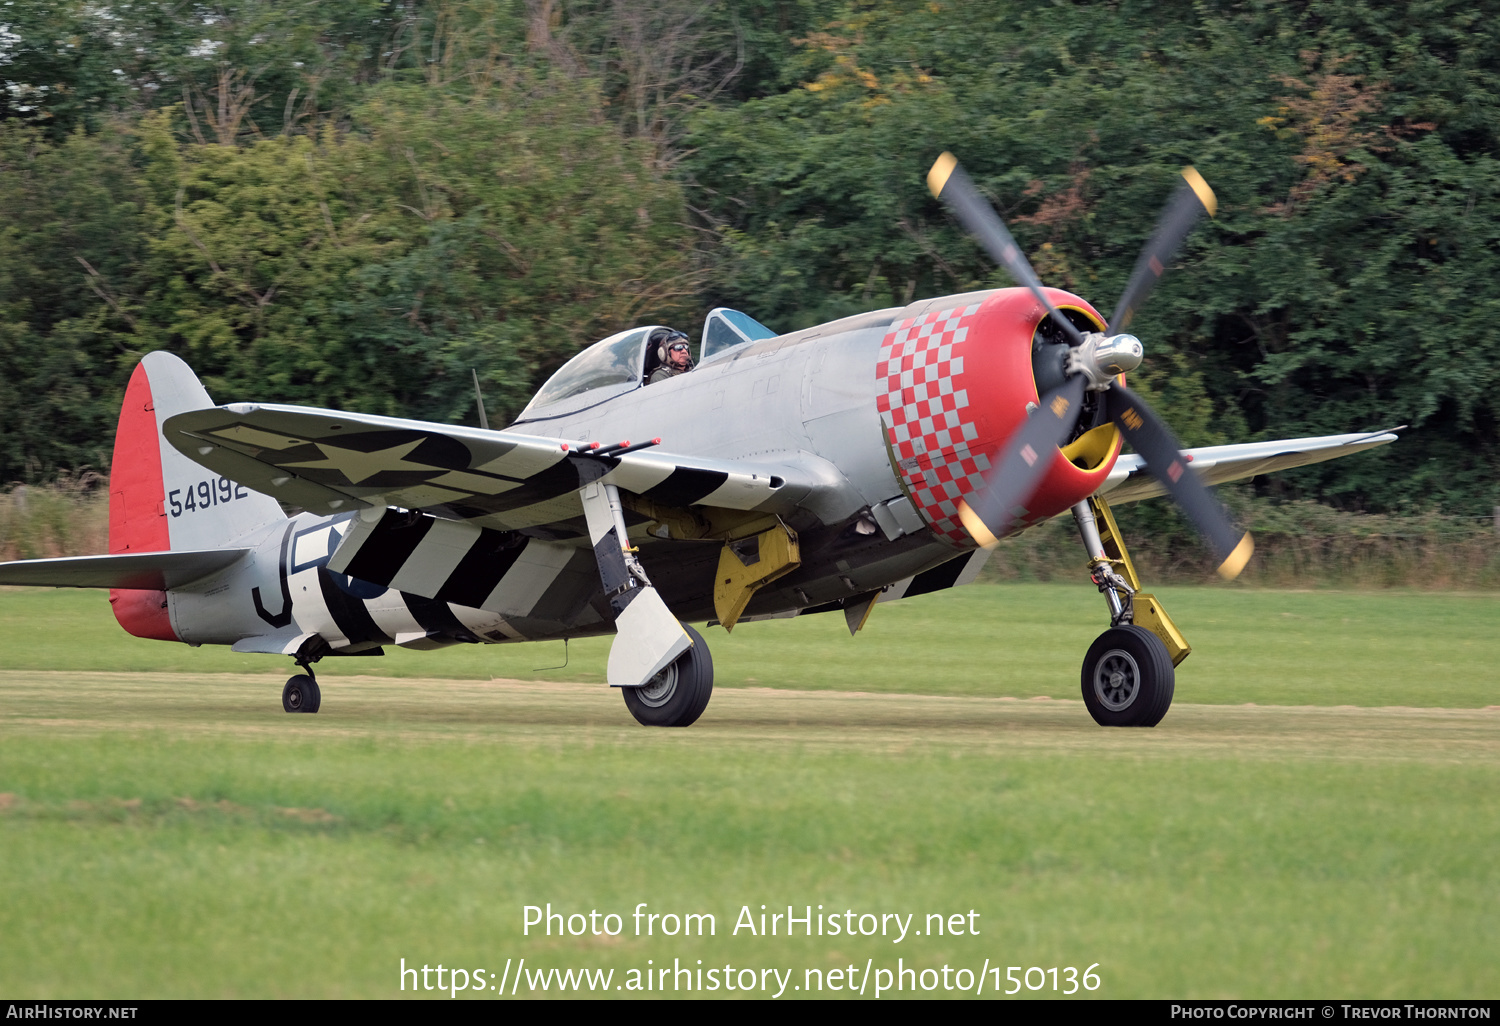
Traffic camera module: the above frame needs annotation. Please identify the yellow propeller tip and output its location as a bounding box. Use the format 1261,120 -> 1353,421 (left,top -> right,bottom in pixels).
1216,532 -> 1254,580
928,152 -> 958,198
1182,166 -> 1217,218
958,500 -> 1000,549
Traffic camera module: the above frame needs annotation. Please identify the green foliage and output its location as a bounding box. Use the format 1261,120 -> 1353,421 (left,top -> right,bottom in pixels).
0,0 -> 136,134
0,67 -> 694,457
0,0 -> 419,140
0,123 -> 148,478
343,79 -> 698,403
685,0 -> 1500,512
0,0 -> 1495,514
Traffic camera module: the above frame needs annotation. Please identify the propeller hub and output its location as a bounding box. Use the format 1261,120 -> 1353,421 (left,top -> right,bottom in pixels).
1068,333 -> 1143,390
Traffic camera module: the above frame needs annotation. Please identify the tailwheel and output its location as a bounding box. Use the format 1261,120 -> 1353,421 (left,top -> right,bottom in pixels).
282,673 -> 321,714
622,623 -> 713,727
1081,625 -> 1174,727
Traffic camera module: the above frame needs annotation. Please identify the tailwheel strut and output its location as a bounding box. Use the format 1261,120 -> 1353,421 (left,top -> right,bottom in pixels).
1070,496 -> 1189,727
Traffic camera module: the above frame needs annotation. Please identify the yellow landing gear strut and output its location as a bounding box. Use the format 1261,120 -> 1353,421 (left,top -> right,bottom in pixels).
1072,495 -> 1188,727
1073,495 -> 1190,665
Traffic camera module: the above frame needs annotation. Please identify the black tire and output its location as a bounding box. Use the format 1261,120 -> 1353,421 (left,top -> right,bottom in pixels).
622,623 -> 713,727
282,674 -> 321,714
1080,625 -> 1174,727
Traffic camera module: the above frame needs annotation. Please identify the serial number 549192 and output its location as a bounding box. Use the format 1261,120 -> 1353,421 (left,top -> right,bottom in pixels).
169,477 -> 249,517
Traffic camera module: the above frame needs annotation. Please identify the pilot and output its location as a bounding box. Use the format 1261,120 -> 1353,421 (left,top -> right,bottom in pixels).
648,330 -> 694,384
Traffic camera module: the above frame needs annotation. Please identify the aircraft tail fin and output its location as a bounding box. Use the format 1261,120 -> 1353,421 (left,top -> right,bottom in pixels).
109,352 -> 284,639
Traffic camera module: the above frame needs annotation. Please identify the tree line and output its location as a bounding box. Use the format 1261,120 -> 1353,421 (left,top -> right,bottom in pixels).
0,0 -> 1495,515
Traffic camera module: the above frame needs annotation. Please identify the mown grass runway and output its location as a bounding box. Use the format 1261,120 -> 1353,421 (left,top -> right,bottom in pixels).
4,584 -> 1496,705
0,585 -> 1496,998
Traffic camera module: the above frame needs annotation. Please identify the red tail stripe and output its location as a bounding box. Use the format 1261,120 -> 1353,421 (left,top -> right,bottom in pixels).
108,361 -> 177,641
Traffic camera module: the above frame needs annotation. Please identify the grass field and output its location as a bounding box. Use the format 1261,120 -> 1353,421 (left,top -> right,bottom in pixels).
3,584 -> 1497,705
0,584 -> 1496,999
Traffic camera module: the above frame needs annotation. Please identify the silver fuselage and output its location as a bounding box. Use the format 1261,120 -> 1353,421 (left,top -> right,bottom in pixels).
164,303 -> 976,653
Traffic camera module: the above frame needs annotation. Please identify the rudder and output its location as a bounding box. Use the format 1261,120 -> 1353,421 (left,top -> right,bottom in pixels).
109,352 -> 283,639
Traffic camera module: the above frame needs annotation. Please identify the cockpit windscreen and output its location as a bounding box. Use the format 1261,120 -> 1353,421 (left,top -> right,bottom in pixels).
701,308 -> 776,361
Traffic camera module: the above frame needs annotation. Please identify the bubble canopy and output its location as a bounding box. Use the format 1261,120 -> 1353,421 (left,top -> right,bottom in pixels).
516,327 -> 652,421
515,311 -> 777,422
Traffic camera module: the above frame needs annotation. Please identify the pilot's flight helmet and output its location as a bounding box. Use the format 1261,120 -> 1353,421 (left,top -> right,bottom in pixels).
654,328 -> 691,363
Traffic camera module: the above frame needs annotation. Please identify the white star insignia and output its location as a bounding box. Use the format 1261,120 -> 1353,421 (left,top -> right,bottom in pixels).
283,438 -> 432,484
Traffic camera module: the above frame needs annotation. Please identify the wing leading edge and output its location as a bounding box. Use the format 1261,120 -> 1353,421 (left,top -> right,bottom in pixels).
164,404 -> 819,531
1096,429 -> 1402,504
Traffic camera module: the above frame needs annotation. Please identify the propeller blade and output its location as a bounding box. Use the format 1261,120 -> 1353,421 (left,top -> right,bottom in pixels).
1107,167 -> 1217,334
928,152 -> 1087,347
1103,385 -> 1253,579
958,375 -> 1087,548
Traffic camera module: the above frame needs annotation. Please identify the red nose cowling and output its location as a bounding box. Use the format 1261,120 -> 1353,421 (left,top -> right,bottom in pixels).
876,287 -> 1123,547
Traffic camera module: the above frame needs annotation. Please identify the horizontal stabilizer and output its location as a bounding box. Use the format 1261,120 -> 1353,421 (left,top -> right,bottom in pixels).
0,548 -> 249,590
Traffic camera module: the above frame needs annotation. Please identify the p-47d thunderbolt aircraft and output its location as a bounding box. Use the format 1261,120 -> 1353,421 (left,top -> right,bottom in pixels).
0,156 -> 1397,727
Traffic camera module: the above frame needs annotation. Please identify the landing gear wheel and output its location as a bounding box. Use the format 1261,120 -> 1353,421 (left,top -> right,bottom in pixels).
1081,625 -> 1174,727
282,674 -> 321,714
622,623 -> 713,727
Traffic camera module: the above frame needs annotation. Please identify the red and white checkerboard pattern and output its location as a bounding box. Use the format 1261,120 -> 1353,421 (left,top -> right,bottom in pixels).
875,303 -> 989,546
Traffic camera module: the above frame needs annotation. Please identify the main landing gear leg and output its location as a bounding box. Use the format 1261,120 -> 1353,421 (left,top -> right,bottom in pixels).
282,656 -> 322,714
1071,496 -> 1188,727
576,476 -> 709,726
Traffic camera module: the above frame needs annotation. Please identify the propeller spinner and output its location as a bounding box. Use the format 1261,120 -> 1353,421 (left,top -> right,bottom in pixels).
927,153 -> 1253,580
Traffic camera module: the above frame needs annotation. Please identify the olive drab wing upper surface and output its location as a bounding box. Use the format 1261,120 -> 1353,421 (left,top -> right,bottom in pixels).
163,404 -> 812,531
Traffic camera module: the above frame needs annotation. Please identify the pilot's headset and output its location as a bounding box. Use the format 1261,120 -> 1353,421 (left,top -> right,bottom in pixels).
655,329 -> 692,366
